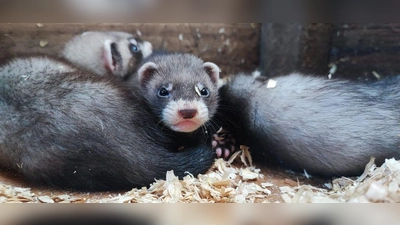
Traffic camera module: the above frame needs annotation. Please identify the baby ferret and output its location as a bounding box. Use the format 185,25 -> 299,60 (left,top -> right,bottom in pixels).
137,53 -> 221,134
0,53 -> 220,191
219,73 -> 400,176
63,31 -> 153,78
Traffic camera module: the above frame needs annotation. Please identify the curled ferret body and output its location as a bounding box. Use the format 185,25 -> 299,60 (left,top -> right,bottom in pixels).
0,55 -> 219,191
219,73 -> 400,176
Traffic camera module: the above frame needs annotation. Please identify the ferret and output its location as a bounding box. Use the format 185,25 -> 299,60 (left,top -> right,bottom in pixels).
218,73 -> 400,176
0,53 -> 220,191
62,31 -> 153,79
137,53 -> 221,134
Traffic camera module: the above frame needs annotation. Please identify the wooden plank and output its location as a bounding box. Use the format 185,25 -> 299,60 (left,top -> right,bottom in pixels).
330,23 -> 400,80
0,23 -> 260,77
260,23 -> 333,77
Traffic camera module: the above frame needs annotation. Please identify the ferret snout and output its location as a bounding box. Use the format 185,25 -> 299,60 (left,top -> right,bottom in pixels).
179,109 -> 198,119
162,99 -> 210,133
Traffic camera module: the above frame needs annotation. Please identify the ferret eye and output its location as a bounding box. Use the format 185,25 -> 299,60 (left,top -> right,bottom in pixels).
200,88 -> 209,97
158,87 -> 170,98
130,44 -> 139,52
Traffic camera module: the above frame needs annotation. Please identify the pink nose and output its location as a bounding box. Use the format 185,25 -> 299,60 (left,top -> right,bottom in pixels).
179,109 -> 197,119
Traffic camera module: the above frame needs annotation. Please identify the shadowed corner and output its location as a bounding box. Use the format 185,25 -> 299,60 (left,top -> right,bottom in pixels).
11,212 -> 154,225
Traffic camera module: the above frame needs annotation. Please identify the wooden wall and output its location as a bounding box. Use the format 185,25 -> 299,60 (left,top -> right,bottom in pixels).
1,23 -> 400,80
260,23 -> 333,77
0,23 -> 260,77
330,23 -> 400,80
260,23 -> 400,80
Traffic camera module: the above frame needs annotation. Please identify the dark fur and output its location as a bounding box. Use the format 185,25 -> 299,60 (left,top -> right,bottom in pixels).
218,73 -> 400,176
0,56 -> 215,191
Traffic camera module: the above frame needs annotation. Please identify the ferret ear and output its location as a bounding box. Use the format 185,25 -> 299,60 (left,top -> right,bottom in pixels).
102,40 -> 116,72
138,62 -> 158,86
203,62 -> 220,84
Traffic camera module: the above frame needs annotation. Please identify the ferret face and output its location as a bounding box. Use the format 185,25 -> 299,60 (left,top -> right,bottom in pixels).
138,54 -> 220,133
63,31 -> 153,78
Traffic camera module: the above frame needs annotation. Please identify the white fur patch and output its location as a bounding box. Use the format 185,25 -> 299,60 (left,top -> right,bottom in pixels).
165,83 -> 173,92
129,38 -> 138,46
102,39 -> 114,71
217,78 -> 228,88
162,99 -> 209,133
140,41 -> 153,58
195,85 -> 201,97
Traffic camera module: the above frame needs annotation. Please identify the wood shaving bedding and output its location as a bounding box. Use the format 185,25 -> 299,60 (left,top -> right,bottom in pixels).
282,157 -> 400,203
1,152 -> 399,203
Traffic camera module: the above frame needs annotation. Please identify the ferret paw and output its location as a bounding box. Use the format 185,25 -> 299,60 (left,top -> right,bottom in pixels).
212,127 -> 237,159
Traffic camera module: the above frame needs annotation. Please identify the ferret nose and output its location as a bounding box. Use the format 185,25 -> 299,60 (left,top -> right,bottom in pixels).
179,109 -> 198,119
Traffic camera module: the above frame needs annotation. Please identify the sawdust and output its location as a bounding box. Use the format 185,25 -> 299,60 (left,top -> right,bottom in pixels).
0,151 -> 399,203
284,157 -> 400,203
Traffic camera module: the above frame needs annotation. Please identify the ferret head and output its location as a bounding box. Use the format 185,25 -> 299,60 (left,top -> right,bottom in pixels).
63,31 -> 153,78
138,54 -> 220,133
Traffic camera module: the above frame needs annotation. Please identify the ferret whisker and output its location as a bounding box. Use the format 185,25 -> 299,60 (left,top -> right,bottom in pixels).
213,114 -> 237,128
156,120 -> 169,130
217,104 -> 241,113
206,120 -> 220,134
